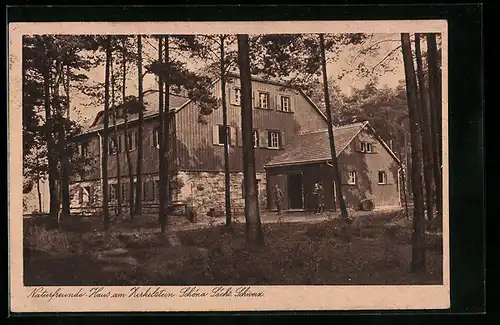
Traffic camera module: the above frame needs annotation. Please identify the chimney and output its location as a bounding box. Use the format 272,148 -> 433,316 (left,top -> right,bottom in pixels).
389,139 -> 393,151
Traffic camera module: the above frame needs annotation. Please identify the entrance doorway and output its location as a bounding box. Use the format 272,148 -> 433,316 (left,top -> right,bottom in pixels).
287,173 -> 304,209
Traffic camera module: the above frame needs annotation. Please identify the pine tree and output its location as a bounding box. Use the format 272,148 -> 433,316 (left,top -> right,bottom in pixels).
415,33 -> 435,222
401,33 -> 426,272
237,34 -> 264,246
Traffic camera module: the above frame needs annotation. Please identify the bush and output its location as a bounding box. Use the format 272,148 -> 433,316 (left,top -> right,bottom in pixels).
25,226 -> 74,255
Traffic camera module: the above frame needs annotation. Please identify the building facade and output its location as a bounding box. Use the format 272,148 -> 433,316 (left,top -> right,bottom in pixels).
70,74 -> 329,215
265,122 -> 402,211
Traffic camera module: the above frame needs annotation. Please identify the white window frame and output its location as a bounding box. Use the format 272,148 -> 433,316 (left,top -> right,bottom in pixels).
253,130 -> 259,148
258,92 -> 270,109
360,141 -> 373,153
233,88 -> 241,106
378,171 -> 388,185
347,171 -> 357,185
268,131 -> 280,149
280,95 -> 291,112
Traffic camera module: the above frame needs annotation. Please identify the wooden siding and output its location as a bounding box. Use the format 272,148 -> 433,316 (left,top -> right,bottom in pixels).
337,129 -> 400,207
175,77 -> 327,172
75,116 -> 176,182
266,129 -> 400,210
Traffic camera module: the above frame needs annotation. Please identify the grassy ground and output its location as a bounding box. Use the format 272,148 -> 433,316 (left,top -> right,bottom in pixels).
23,210 -> 443,286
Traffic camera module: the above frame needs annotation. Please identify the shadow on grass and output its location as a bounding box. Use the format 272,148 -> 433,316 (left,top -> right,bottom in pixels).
23,213 -> 443,286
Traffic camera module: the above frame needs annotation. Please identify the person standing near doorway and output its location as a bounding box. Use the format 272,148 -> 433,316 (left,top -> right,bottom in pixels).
317,182 -> 325,214
313,182 -> 325,214
274,184 -> 284,215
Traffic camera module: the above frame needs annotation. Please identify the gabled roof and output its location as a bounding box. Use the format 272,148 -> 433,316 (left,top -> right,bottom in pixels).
83,91 -> 191,134
264,121 -> 401,168
81,74 -> 327,135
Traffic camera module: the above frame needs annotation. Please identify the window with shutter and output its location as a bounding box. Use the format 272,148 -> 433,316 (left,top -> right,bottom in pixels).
230,127 -> 237,146
212,125 -> 219,145
78,187 -> 84,204
259,131 -> 268,148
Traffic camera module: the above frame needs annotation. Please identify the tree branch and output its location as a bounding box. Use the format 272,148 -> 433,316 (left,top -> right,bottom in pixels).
369,44 -> 403,72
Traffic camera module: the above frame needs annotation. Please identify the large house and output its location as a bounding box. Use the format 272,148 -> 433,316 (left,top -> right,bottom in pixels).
70,74 -> 402,215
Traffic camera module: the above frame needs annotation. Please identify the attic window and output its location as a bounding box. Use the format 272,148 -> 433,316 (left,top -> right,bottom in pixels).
360,142 -> 372,153
347,171 -> 357,185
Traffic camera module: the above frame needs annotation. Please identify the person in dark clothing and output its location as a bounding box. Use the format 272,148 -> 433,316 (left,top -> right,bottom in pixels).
313,182 -> 325,214
274,184 -> 284,215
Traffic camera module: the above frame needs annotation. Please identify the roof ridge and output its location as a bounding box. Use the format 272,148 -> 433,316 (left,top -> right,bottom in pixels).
298,122 -> 367,135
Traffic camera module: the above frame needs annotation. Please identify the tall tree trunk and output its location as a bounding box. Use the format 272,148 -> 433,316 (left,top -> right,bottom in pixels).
52,59 -> 71,227
158,37 -> 167,232
111,52 -> 122,216
427,33 -> 443,218
102,36 -> 112,231
134,35 -> 144,217
42,55 -> 59,221
401,33 -> 426,272
36,159 -> 42,213
237,34 -> 264,246
122,38 -> 135,218
319,33 -> 349,220
220,35 -> 232,227
161,36 -> 170,233
415,33 -> 435,222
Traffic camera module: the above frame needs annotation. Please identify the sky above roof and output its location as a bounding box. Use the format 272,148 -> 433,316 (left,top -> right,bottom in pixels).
67,33 -> 405,127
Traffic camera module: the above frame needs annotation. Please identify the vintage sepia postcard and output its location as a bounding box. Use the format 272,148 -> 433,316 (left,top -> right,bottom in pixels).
9,20 -> 449,313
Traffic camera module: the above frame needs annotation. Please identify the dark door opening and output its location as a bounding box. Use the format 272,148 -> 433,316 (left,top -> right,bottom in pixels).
287,173 -> 304,209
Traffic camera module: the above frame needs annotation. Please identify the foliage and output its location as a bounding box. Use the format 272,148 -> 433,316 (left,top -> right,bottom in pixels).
249,33 -> 368,91
145,60 -> 219,115
22,35 -> 102,195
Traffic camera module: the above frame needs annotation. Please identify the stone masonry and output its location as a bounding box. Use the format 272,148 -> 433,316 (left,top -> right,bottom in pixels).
175,171 -> 267,216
